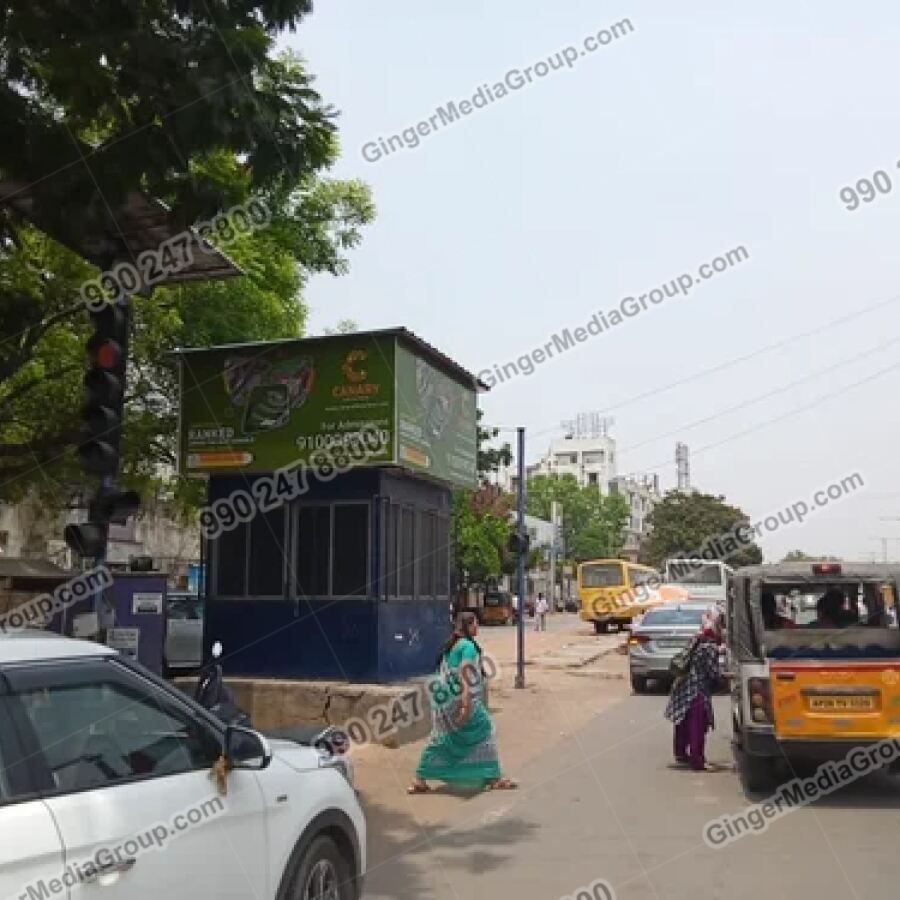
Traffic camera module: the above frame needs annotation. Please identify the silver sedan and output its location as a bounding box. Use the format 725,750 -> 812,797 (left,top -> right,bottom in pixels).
628,603 -> 725,693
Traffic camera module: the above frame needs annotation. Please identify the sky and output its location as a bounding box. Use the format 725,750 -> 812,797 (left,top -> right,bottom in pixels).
282,0 -> 900,562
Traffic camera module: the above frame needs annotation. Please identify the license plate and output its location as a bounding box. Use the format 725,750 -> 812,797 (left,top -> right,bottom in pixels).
656,640 -> 686,649
808,696 -> 875,712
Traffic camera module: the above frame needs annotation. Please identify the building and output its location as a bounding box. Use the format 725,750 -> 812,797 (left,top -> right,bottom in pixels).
610,474 -> 660,561
0,493 -> 199,585
534,434 -> 617,491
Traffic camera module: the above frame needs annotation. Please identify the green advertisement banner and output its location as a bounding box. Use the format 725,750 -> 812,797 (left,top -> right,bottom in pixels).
395,344 -> 477,488
179,335 -> 396,473
178,334 -> 477,487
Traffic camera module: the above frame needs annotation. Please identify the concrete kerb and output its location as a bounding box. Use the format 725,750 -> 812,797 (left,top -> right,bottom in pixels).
174,676 -> 433,748
530,641 -> 621,670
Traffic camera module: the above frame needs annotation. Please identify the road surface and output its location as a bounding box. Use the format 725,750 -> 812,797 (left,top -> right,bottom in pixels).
364,687 -> 900,899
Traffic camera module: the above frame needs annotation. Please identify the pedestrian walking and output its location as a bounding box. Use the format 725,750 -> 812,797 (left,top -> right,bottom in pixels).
408,612 -> 517,794
664,610 -> 722,772
535,592 -> 549,631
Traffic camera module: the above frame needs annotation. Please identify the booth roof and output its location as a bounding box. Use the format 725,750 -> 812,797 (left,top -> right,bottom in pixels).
172,326 -> 490,392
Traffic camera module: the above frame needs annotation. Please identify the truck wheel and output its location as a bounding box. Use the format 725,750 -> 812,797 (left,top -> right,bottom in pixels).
631,675 -> 648,694
738,752 -> 777,794
594,622 -> 609,634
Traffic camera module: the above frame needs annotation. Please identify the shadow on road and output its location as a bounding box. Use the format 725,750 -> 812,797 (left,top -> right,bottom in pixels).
362,793 -> 541,898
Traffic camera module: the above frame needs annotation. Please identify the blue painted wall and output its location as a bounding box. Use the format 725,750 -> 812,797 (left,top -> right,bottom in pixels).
204,467 -> 452,682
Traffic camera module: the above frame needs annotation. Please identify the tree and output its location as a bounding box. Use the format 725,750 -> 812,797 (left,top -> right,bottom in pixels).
0,10 -> 376,509
0,177 -> 375,507
0,4 -> 336,234
781,550 -> 841,562
640,490 -> 763,569
476,410 -> 511,482
451,490 -> 510,588
525,474 -> 630,562
322,319 -> 360,335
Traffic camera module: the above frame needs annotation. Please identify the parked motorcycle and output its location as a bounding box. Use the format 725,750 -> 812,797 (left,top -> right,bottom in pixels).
195,641 -> 349,756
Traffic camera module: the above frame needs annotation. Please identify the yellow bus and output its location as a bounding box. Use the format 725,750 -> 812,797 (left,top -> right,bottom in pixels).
578,559 -> 688,633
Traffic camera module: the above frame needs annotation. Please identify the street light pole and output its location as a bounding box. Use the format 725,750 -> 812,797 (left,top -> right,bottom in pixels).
515,427 -> 526,690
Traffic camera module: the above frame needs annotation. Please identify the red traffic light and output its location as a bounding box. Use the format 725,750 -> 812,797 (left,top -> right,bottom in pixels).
90,338 -> 122,370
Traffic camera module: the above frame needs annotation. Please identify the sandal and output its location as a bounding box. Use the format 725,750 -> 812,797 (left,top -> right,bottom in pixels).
407,782 -> 431,794
486,778 -> 518,791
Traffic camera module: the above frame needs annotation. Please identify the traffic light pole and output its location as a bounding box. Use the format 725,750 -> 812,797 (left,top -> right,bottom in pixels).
515,427 -> 526,690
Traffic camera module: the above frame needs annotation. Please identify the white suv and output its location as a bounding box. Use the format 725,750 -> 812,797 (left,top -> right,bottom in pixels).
0,631 -> 365,899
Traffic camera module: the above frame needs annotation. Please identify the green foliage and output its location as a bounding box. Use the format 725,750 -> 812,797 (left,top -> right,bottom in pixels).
0,6 -> 376,512
0,3 -> 335,232
781,550 -> 841,562
451,490 -> 511,587
640,490 -> 763,569
0,177 -> 375,507
525,474 -> 630,562
476,410 -> 511,481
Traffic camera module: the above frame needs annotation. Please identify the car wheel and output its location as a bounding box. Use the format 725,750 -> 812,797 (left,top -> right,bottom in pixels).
631,674 -> 648,694
594,621 -> 609,634
284,835 -> 353,900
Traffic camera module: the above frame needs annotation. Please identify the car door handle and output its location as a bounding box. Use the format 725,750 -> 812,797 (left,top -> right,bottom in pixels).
80,857 -> 136,883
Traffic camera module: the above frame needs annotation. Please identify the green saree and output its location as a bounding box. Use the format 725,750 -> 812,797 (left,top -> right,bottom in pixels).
415,637 -> 502,786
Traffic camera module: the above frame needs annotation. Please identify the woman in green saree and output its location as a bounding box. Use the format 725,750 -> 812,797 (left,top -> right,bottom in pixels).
408,611 -> 516,793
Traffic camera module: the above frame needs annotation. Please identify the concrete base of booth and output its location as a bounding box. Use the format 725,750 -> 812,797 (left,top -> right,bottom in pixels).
176,676 -> 432,748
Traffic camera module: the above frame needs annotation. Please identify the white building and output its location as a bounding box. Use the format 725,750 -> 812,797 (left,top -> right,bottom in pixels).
610,474 -> 660,561
532,434 -> 618,491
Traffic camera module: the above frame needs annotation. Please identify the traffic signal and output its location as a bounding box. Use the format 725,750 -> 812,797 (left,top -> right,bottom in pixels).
64,488 -> 141,558
78,303 -> 129,477
65,301 -> 140,560
508,529 -> 531,555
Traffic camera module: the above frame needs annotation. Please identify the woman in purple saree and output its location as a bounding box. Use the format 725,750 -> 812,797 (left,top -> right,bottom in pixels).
664,617 -> 722,772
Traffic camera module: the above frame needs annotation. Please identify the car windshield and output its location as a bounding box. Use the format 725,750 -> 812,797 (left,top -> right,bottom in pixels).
581,563 -> 624,587
640,608 -> 706,627
483,593 -> 508,607
666,563 -> 723,585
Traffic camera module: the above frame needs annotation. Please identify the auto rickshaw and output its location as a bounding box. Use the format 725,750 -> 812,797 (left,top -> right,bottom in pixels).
728,561 -> 900,791
479,590 -> 515,625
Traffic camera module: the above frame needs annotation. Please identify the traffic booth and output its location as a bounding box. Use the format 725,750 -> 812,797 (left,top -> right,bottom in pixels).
175,328 -> 483,681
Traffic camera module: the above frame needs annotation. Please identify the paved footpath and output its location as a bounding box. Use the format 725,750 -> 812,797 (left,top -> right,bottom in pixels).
362,672 -> 900,899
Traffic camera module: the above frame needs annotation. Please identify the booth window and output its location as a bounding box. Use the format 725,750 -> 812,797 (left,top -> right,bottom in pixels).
417,512 -> 436,597
215,521 -> 248,596
435,515 -> 450,595
384,502 -> 399,597
399,506 -> 415,596
248,508 -> 285,595
332,504 -> 370,596
297,505 -> 331,597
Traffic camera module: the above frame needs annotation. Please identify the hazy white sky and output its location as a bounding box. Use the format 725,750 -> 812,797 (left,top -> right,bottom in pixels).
283,1 -> 900,562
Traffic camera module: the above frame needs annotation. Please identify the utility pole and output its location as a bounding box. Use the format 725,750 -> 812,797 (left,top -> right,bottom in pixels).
515,428 -> 526,689
870,536 -> 900,563
549,500 -> 559,612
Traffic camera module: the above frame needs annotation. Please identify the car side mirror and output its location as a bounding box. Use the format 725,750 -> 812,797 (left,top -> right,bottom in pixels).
225,725 -> 272,770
